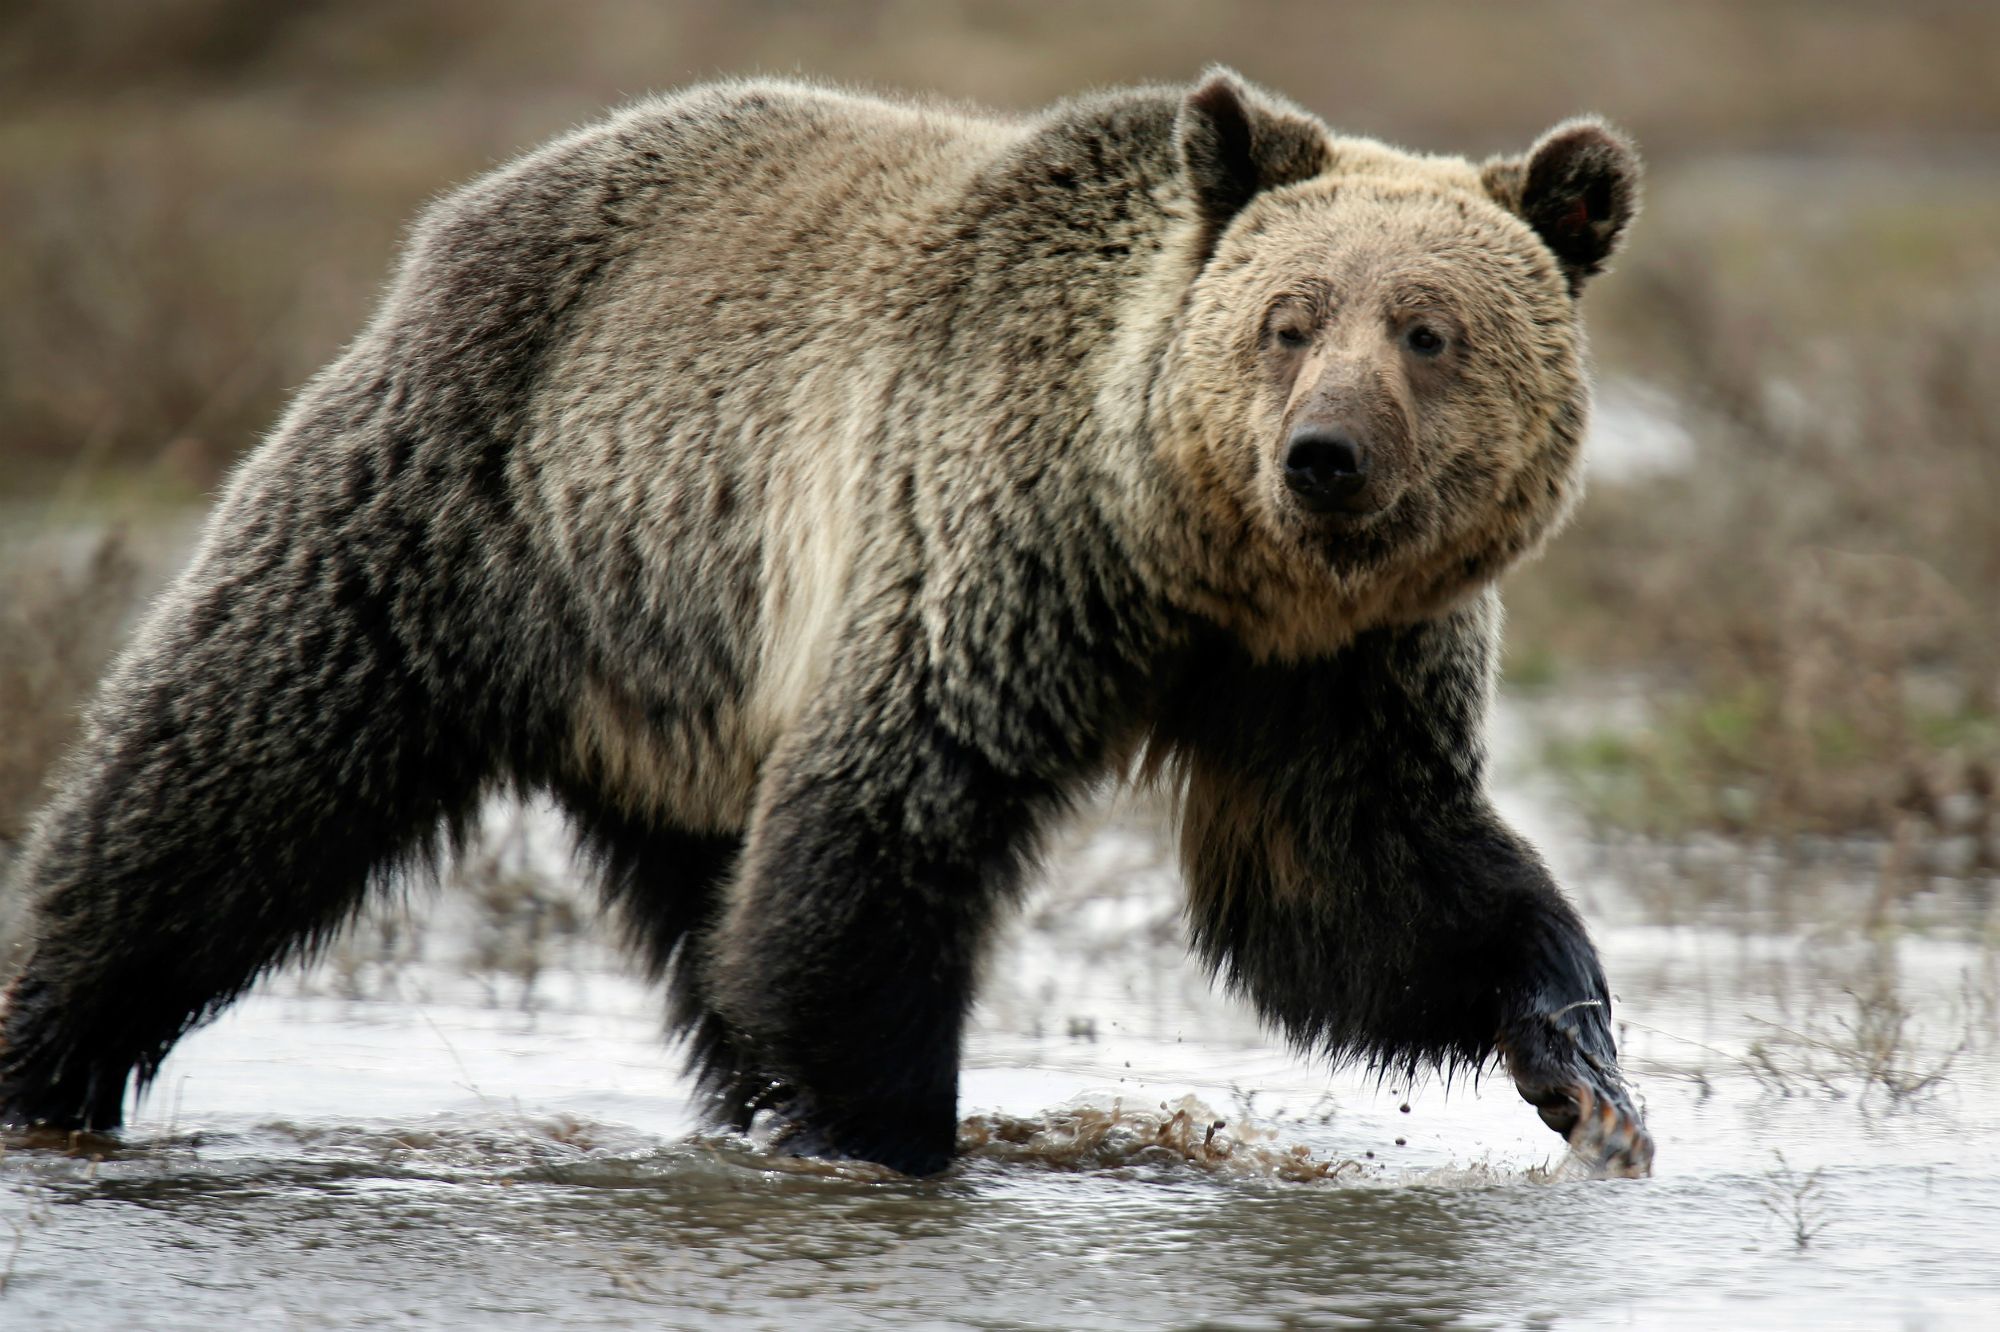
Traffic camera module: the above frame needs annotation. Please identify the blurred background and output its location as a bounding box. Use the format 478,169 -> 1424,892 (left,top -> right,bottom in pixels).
3,6 -> 1999,1324
2,0 -> 1996,899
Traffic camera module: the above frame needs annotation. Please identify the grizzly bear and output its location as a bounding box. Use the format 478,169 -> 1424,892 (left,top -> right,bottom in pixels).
0,71 -> 1650,1176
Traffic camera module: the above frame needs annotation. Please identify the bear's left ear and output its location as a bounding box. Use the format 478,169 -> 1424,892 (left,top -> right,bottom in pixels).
1483,118 -> 1641,295
1175,68 -> 1332,258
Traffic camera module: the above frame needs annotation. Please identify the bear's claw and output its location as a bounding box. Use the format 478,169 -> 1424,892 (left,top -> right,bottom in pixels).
1520,1078 -> 1653,1178
1502,1007 -> 1653,1179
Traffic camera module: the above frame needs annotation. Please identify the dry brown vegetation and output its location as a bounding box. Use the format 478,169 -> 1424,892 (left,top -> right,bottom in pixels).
0,533 -> 140,843
4,0 -> 1997,880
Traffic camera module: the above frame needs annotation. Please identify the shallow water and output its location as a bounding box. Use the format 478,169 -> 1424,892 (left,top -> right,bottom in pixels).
4,726 -> 1997,1329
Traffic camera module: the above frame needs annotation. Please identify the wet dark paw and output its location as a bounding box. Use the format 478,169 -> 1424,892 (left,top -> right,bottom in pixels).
759,1091 -> 956,1177
1502,1008 -> 1653,1179
770,1118 -> 953,1178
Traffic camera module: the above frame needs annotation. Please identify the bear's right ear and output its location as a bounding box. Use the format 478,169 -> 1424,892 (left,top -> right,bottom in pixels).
1175,69 -> 1332,257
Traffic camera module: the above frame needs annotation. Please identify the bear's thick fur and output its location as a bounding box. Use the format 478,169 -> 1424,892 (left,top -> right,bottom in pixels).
0,72 -> 1649,1175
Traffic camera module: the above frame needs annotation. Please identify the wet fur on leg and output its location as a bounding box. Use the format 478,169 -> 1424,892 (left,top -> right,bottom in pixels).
1148,591 -> 1649,1171
703,644 -> 1096,1176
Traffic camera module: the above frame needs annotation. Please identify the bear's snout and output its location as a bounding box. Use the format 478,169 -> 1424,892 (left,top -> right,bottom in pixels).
1283,427 -> 1373,515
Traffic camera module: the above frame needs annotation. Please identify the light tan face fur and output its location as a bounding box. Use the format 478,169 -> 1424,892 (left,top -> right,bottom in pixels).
1155,168 -> 1588,661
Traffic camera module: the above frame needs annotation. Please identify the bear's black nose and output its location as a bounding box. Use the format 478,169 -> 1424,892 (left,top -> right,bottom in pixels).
1283,430 -> 1369,513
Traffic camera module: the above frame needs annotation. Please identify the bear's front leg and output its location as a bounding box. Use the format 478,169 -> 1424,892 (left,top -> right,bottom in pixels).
702,635 -> 1069,1176
1154,590 -> 1652,1177
1441,828 -> 1654,1178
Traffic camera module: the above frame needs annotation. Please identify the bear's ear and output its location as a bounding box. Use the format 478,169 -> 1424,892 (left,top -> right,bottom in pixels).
1175,68 -> 1332,256
1482,118 -> 1641,295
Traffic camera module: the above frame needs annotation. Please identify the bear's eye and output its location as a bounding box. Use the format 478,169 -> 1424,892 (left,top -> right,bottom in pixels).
1265,303 -> 1314,351
1405,325 -> 1447,357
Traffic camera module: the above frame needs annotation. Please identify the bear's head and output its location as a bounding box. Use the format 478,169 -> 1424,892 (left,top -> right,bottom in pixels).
1150,71 -> 1639,659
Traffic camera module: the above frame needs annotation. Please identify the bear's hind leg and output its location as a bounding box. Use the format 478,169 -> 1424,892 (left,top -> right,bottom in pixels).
0,512 -> 490,1132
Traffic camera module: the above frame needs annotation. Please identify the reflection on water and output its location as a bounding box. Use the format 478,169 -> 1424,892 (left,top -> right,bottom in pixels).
4,730 -> 1998,1329
8,1078 -> 1996,1330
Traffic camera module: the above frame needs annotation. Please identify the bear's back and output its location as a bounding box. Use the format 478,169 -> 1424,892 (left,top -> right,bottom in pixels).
524,83 -> 1031,471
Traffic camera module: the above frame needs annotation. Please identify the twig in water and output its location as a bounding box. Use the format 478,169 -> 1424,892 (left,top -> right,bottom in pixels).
1759,1150 -> 1830,1251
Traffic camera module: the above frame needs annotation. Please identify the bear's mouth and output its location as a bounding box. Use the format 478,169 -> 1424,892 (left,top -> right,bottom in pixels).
1298,499 -> 1414,570
1280,474 -> 1419,555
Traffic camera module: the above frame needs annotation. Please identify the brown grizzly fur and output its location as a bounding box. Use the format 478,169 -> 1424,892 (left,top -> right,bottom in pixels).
0,71 -> 1648,1176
